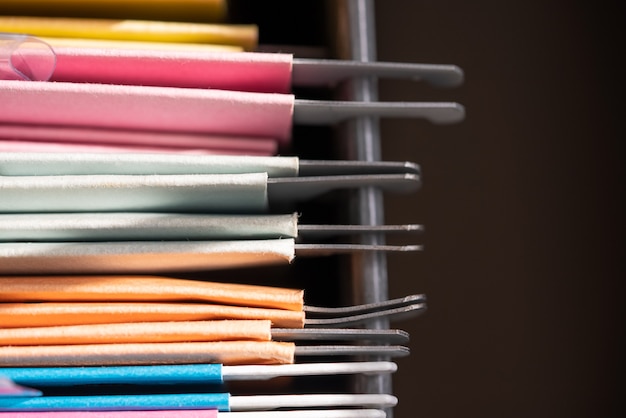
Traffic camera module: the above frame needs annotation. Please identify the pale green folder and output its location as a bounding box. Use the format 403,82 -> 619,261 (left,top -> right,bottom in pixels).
0,213 -> 299,241
0,173 -> 268,213
0,153 -> 299,177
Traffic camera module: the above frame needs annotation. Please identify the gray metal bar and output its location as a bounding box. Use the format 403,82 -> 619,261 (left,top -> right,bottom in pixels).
292,58 -> 464,88
294,99 -> 465,125
333,0 -> 394,414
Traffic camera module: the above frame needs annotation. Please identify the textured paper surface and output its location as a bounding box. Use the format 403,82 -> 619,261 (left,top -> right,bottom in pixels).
0,411 -> 218,418
0,275 -> 304,311
0,153 -> 299,176
0,239 -> 295,274
0,320 -> 272,345
43,36 -> 242,51
0,303 -> 305,328
0,139 -> 275,156
0,212 -> 300,242
0,80 -> 294,143
0,173 -> 268,213
51,48 -> 293,93
0,0 -> 228,23
0,16 -> 256,50
0,124 -> 278,154
0,363 -> 226,387
0,393 -> 231,412
0,341 -> 296,366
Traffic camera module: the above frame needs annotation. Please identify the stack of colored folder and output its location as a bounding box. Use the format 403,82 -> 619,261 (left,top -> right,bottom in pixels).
0,2 -> 464,417
0,0 -> 463,156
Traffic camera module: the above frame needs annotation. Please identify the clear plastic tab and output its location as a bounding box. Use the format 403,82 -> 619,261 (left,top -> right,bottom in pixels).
0,33 -> 56,81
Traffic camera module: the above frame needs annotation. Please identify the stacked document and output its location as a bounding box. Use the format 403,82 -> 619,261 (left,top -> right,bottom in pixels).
0,1 -> 464,417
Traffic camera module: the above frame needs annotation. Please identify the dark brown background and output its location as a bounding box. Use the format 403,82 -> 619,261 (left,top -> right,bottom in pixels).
375,1 -> 625,417
229,1 -> 625,416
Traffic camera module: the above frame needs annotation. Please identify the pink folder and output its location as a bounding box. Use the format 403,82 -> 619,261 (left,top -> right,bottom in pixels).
0,139 -> 275,155
0,124 -> 278,155
1,80 -> 294,146
50,48 -> 293,93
